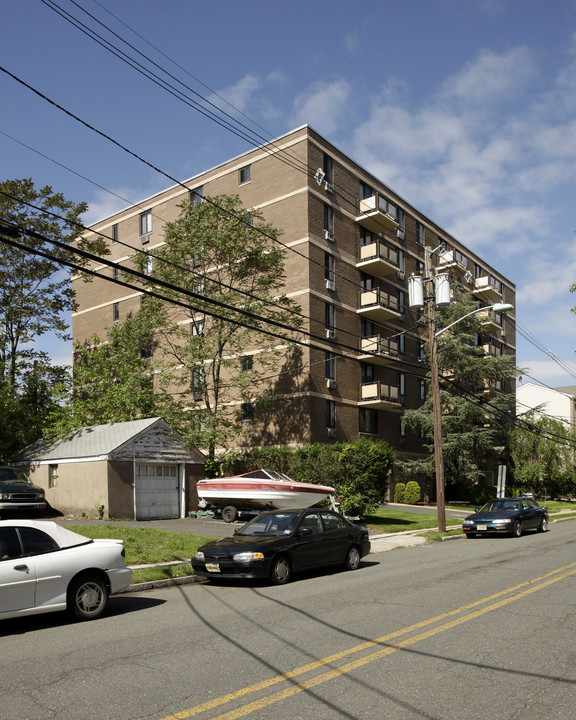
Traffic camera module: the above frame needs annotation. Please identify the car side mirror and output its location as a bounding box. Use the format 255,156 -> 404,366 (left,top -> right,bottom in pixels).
299,527 -> 312,537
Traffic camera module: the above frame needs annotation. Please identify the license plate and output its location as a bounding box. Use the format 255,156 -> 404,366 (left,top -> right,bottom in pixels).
477,524 -> 487,531
205,563 -> 220,573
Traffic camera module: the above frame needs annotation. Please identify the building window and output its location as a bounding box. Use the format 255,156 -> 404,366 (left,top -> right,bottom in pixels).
241,402 -> 255,422
359,408 -> 378,435
111,223 -> 118,244
360,228 -> 373,246
361,363 -> 374,384
326,400 -> 336,429
417,221 -> 425,245
398,289 -> 405,315
113,266 -> 119,281
239,165 -> 251,184
191,366 -> 203,401
418,378 -> 426,401
360,273 -> 374,292
144,256 -> 153,276
325,303 -> 335,331
113,302 -> 120,322
325,351 -> 335,380
140,210 -> 152,240
241,355 -> 253,373
361,318 -> 374,338
418,341 -> 425,362
397,208 -> 405,234
398,249 -> 405,275
48,464 -> 58,489
191,318 -> 205,337
359,180 -> 372,199
323,154 -> 333,184
398,333 -> 405,355
324,204 -> 334,236
189,186 -> 203,204
140,342 -> 154,361
398,371 -> 406,397
399,417 -> 406,438
324,252 -> 335,284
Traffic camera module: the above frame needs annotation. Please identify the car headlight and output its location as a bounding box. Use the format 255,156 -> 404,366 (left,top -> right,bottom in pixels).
464,519 -> 475,525
0,493 -> 8,500
494,519 -> 511,524
233,551 -> 265,563
195,551 -> 205,561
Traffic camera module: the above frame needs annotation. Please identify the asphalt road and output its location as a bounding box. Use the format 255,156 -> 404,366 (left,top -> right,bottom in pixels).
2,519 -> 576,720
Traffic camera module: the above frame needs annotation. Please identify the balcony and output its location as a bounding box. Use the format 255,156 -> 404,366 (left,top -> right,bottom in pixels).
483,379 -> 503,396
356,193 -> 399,234
358,336 -> 401,366
356,240 -> 399,278
473,276 -> 501,303
437,249 -> 468,278
359,381 -> 402,409
478,308 -> 503,334
357,288 -> 401,322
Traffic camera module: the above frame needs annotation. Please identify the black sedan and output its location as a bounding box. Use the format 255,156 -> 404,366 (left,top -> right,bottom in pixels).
191,508 -> 371,584
462,497 -> 549,538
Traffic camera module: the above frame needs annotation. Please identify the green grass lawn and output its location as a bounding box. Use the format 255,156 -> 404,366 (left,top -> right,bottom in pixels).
364,508 -> 462,534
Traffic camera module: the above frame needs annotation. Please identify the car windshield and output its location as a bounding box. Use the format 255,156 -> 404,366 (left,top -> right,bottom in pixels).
0,468 -> 31,485
479,500 -> 522,513
237,512 -> 299,536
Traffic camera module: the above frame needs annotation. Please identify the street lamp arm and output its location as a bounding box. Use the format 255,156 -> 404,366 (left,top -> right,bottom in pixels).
435,303 -> 513,338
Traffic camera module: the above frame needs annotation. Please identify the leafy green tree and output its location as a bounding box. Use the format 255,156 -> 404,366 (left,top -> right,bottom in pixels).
0,178 -> 106,458
401,291 -> 518,500
510,413 -> 576,499
130,194 -> 301,460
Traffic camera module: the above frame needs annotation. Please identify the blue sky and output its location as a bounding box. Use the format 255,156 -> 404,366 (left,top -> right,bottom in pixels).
2,0 -> 576,389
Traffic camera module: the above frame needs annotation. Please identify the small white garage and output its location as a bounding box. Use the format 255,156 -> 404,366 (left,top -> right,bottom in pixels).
17,418 -> 205,520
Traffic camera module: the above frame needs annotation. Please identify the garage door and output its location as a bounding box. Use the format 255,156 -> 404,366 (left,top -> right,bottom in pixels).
135,464 -> 180,520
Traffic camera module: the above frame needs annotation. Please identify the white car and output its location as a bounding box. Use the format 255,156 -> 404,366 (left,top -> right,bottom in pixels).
0,519 -> 132,621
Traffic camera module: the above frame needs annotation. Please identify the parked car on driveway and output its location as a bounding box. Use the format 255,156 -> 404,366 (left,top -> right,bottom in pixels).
0,467 -> 46,516
192,507 -> 371,585
462,498 -> 549,538
0,520 -> 132,621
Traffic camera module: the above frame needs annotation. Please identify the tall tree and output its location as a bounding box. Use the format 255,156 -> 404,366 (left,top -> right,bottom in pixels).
0,178 -> 106,458
401,291 -> 518,499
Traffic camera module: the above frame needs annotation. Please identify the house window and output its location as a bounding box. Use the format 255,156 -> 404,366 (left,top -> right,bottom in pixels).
239,165 -> 251,184
191,366 -> 203,401
241,402 -> 255,422
140,210 -> 152,239
325,352 -> 335,380
113,302 -> 120,322
359,408 -> 378,435
191,318 -> 205,337
326,400 -> 336,429
418,378 -> 426,401
48,464 -> 58,489
324,252 -> 335,284
189,186 -> 203,204
111,223 -> 118,244
324,204 -> 334,236
144,256 -> 153,276
241,355 -> 253,373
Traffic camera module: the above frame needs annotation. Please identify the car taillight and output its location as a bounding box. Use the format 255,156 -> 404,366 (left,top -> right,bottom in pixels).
121,547 -> 126,558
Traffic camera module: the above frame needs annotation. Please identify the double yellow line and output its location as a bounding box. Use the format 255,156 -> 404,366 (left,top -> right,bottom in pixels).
160,561 -> 576,720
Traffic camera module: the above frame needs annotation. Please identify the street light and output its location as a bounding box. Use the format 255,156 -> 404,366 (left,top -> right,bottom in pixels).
409,256 -> 514,532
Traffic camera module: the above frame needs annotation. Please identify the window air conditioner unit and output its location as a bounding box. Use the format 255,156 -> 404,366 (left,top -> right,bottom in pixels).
327,427 -> 337,438
140,233 -> 151,245
324,181 -> 335,193
325,229 -> 335,241
325,279 -> 336,291
326,328 -> 336,340
326,379 -> 336,390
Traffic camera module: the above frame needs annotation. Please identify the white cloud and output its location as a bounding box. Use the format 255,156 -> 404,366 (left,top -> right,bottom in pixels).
215,74 -> 262,113
291,79 -> 352,135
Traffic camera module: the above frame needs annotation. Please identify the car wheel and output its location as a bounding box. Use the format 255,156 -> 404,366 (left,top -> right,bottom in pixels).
344,545 -> 361,570
512,520 -> 522,538
465,533 -> 476,539
222,505 -> 238,523
537,517 -> 548,533
270,556 -> 291,585
68,575 -> 109,621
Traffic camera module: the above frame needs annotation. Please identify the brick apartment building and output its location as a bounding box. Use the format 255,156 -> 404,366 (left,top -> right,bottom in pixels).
73,125 -> 516,461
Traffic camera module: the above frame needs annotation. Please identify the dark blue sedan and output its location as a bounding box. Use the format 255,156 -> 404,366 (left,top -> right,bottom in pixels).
462,497 -> 549,538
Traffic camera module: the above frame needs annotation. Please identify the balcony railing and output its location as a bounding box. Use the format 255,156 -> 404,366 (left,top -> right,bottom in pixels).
356,240 -> 399,278
437,249 -> 468,278
356,193 -> 399,234
359,381 -> 401,409
358,336 -> 401,365
357,288 -> 401,322
473,276 -> 501,303
477,308 -> 503,334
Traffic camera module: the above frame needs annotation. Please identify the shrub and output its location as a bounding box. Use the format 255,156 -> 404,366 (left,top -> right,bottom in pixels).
404,481 -> 421,505
394,482 -> 406,503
